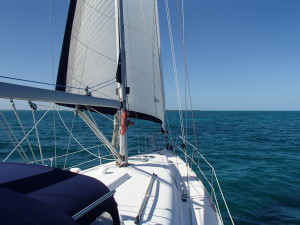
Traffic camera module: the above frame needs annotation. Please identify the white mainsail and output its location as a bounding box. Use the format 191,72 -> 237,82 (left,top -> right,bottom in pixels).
56,0 -> 165,125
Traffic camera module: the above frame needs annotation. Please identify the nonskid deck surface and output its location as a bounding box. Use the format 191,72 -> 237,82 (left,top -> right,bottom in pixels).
82,150 -> 221,225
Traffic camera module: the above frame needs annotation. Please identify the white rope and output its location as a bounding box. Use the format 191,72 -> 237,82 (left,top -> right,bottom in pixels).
3,110 -> 50,162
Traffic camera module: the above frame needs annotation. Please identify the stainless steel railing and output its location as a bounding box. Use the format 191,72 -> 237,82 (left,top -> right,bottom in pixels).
147,132 -> 234,225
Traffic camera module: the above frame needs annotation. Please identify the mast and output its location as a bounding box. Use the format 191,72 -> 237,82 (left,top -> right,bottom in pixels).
117,0 -> 128,165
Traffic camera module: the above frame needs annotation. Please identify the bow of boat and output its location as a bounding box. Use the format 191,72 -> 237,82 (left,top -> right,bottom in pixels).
83,149 -> 222,225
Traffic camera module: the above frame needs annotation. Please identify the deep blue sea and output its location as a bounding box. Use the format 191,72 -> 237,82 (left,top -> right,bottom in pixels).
1,110 -> 299,224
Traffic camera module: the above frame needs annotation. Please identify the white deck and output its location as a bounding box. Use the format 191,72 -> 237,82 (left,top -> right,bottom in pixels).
82,150 -> 221,225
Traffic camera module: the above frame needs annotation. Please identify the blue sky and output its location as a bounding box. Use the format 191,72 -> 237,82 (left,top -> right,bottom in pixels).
0,0 -> 299,110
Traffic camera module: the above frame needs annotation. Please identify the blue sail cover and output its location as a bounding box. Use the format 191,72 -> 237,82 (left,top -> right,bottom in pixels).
0,162 -> 120,225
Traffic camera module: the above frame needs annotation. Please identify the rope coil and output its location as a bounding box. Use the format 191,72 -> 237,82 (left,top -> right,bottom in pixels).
120,110 -> 134,136
120,110 -> 128,135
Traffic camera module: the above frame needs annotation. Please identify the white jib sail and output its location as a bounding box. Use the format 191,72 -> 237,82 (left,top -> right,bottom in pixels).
57,0 -> 165,125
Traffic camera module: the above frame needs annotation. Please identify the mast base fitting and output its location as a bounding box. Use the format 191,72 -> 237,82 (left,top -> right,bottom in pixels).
116,156 -> 127,167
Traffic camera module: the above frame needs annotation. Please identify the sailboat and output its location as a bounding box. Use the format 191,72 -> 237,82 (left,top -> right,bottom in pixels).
0,0 -> 234,224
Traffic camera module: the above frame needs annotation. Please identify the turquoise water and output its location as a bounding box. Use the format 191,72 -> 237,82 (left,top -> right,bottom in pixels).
190,111 -> 300,225
1,110 -> 299,224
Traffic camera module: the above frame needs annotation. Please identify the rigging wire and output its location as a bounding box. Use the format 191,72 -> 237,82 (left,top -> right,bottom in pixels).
164,0 -> 185,140
87,110 -> 99,127
175,0 -> 198,150
175,2 -> 198,206
85,110 -> 117,163
0,119 -> 27,163
49,0 -> 55,88
86,109 -> 115,154
56,109 -> 116,160
0,75 -> 116,96
90,107 -> 113,121
0,75 -> 85,91
49,0 -> 57,167
10,99 -> 38,164
63,112 -> 76,169
31,145 -> 113,165
175,0 -> 190,197
90,80 -> 116,93
0,110 -> 30,163
0,74 -> 117,106
65,156 -> 116,171
29,101 -> 44,165
89,78 -> 116,90
3,110 -> 50,162
53,104 -> 57,167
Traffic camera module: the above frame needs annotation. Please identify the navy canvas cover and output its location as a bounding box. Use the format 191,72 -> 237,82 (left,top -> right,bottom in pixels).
0,162 -> 120,225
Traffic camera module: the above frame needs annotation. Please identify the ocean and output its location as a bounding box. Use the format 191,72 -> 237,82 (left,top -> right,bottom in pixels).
0,110 -> 299,224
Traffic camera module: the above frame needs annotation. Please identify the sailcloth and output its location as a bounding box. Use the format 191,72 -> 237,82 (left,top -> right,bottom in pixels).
56,0 -> 165,125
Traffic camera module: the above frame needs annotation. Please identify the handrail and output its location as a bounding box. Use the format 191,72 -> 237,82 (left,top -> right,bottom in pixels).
178,136 -> 235,225
72,189 -> 116,220
134,173 -> 158,224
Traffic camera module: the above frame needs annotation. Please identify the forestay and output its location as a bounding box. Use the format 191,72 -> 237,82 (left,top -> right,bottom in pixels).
56,0 -> 165,125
